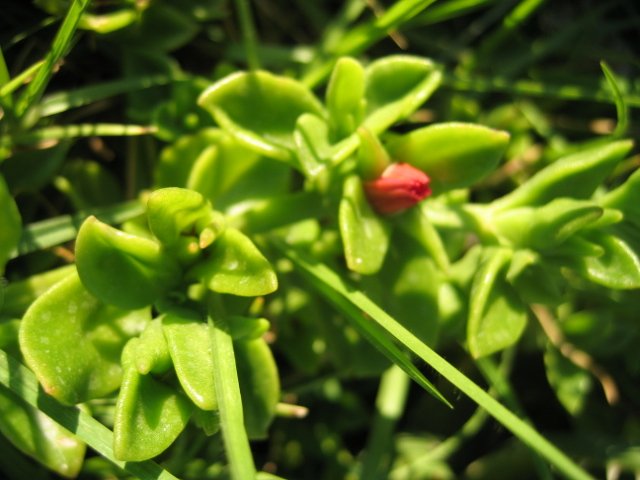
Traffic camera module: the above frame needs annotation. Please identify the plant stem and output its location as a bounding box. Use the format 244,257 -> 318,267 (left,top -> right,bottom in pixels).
234,0 -> 260,70
208,295 -> 257,480
360,364 -> 411,480
5,124 -> 156,147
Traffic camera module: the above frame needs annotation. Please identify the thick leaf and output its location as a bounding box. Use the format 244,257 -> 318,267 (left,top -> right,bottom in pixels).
1,142 -> 71,193
492,140 -> 633,210
506,250 -> 563,305
0,175 -> 21,274
492,198 -> 605,250
326,57 -> 366,140
235,338 -> 279,439
339,175 -> 391,274
198,71 -> 324,162
133,319 -> 172,376
163,314 -> 218,411
0,385 -> 86,477
75,216 -> 180,309
191,228 -> 277,296
544,346 -> 591,416
293,113 -> 332,178
363,55 -> 442,134
467,249 -> 527,358
146,187 -> 219,247
19,271 -> 150,404
227,316 -> 270,341
387,123 -> 509,193
113,366 -> 192,461
600,167 -> 640,228
575,232 -> 640,289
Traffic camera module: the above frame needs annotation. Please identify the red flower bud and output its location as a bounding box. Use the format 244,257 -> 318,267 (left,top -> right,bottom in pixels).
363,162 -> 431,215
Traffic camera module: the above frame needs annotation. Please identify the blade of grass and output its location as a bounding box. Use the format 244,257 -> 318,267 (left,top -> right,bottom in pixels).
208,296 -> 256,480
0,61 -> 46,98
0,349 -> 179,480
15,0 -> 91,117
10,199 -> 144,258
442,73 -> 640,108
276,241 -> 594,480
5,124 -> 156,147
273,239 -> 450,407
38,74 -> 175,117
600,61 -> 629,138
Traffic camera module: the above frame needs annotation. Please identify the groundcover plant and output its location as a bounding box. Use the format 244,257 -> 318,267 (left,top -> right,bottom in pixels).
1,0 -> 639,479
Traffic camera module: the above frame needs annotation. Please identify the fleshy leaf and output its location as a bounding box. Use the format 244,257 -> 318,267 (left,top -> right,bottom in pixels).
133,319 -> 172,376
198,71 -> 324,162
467,249 -> 527,358
0,385 -> 86,477
0,175 -> 21,274
363,55 -> 442,134
492,140 -> 633,210
147,187 -> 221,247
113,365 -> 192,461
387,122 -> 510,193
19,271 -> 150,404
75,216 -> 180,309
326,57 -> 366,140
163,313 -> 218,411
235,338 -> 280,439
575,231 -> 640,289
544,345 -> 591,416
339,175 -> 391,274
492,198 -> 604,250
191,228 -> 278,296
227,315 -> 270,341
600,167 -> 640,228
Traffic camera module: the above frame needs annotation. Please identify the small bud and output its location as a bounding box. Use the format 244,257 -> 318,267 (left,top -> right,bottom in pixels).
363,162 -> 431,215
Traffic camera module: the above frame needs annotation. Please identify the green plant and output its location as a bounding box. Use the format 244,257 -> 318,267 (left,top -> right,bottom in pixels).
1,1 -> 639,479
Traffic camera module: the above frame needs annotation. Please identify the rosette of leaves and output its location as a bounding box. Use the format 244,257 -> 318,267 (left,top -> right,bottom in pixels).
19,187 -> 280,462
198,55 -> 511,278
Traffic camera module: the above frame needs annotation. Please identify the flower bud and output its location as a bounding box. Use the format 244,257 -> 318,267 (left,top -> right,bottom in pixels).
363,162 -> 431,215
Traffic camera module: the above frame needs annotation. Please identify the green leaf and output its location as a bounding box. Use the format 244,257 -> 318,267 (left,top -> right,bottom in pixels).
492,198 -> 605,250
235,338 -> 280,439
0,350 -> 180,479
228,315 -> 270,341
387,122 -> 510,193
192,228 -> 278,296
113,366 -> 192,461
293,113 -> 332,178
133,319 -> 172,376
339,175 -> 391,274
574,231 -> 640,289
600,168 -> 640,228
326,57 -> 366,140
467,249 -> 527,358
0,175 -> 21,274
492,140 -> 633,210
198,71 -> 324,162
19,271 -> 150,404
544,346 -> 591,416
75,216 -> 180,309
0,385 -> 86,477
163,313 -> 218,411
147,187 -> 220,248
363,55 -> 442,134
1,142 -> 71,193
506,250 -> 563,305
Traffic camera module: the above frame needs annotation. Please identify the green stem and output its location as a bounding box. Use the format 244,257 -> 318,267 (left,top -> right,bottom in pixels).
208,296 -> 256,480
360,364 -> 411,480
0,61 -> 45,98
234,0 -> 260,70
